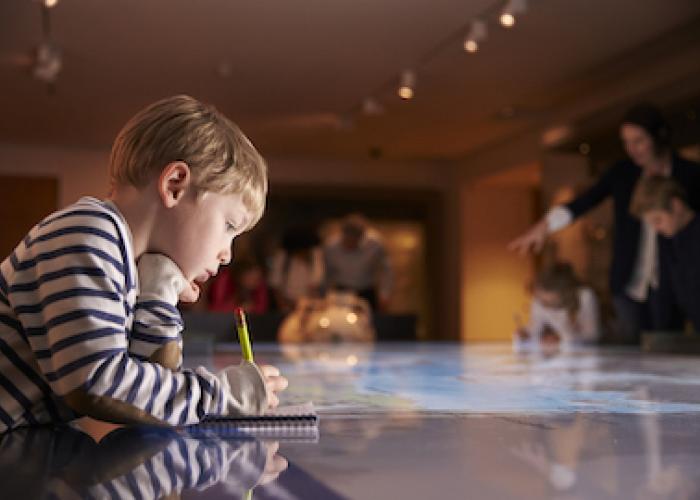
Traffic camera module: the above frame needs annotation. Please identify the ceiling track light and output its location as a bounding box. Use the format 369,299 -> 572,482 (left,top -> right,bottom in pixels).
500,0 -> 527,27
464,19 -> 487,53
398,70 -> 416,100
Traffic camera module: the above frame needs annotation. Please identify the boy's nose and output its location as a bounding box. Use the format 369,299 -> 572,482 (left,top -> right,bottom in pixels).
219,244 -> 233,265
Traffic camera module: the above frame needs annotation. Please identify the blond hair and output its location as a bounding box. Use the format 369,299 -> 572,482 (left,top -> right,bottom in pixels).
630,175 -> 687,218
109,95 -> 267,229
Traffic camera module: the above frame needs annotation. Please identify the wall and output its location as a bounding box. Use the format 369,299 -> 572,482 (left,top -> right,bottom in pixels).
460,181 -> 537,342
0,143 -> 110,206
0,142 -> 463,340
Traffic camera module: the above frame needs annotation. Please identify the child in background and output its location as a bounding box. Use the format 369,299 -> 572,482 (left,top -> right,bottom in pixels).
208,260 -> 270,314
630,175 -> 699,332
0,95 -> 286,432
514,263 -> 601,350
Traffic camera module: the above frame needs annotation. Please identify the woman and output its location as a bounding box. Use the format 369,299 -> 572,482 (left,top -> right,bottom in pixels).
510,104 -> 700,343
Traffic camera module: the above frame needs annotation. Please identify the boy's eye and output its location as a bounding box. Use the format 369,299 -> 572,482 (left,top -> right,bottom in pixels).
226,222 -> 237,232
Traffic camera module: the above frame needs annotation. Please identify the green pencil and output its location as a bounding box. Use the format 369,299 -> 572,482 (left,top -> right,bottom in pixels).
235,307 -> 254,362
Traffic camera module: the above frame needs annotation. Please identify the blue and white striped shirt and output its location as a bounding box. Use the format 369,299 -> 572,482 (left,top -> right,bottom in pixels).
0,197 -> 227,432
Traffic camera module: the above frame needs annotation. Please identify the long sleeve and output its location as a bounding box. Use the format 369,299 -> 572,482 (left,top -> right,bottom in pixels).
78,434 -> 266,498
565,164 -> 617,219
129,253 -> 186,365
130,299 -> 183,366
11,204 -> 228,426
545,206 -> 574,233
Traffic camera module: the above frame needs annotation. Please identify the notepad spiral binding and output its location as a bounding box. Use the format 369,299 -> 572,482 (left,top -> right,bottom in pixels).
183,418 -> 319,441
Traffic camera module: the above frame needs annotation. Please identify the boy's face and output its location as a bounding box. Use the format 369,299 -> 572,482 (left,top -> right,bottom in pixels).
642,200 -> 685,237
154,190 -> 252,289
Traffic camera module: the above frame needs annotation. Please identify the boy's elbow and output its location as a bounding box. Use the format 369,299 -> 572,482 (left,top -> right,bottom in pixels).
63,387 -> 97,416
62,387 -> 165,426
148,341 -> 182,371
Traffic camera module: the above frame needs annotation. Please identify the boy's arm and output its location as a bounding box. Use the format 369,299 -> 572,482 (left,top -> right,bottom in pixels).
28,226 -> 266,425
129,254 -> 185,370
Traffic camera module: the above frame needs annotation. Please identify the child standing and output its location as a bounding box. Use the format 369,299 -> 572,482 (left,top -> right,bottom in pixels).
0,95 -> 286,432
631,175 -> 699,332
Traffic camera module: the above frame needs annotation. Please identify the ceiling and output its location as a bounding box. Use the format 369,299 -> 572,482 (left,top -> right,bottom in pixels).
1,0 -> 700,161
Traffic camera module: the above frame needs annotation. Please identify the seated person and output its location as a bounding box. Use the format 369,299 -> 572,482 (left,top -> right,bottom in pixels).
630,175 -> 700,332
514,263 -> 601,350
208,259 -> 270,314
323,214 -> 393,312
268,226 -> 324,312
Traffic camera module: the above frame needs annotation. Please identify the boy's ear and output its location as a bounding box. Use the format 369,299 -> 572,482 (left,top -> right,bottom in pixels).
158,161 -> 192,208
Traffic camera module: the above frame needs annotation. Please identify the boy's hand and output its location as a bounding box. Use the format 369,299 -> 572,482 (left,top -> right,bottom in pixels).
137,254 -> 189,305
259,365 -> 288,409
179,280 -> 200,303
257,441 -> 288,486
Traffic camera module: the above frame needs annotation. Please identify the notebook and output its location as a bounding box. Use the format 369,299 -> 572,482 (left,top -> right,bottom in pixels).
181,402 -> 319,441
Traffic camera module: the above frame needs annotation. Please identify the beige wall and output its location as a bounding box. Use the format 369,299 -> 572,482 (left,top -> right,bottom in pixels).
460,183 -> 536,342
0,143 -> 110,206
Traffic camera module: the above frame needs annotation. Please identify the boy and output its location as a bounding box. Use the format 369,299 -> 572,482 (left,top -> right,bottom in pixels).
0,95 -> 287,432
630,175 -> 699,332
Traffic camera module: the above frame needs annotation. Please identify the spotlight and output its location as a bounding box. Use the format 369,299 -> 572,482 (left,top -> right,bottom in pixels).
464,19 -> 487,53
398,70 -> 416,100
500,0 -> 527,27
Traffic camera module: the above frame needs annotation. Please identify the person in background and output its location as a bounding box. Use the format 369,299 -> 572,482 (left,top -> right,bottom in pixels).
268,225 -> 323,312
323,214 -> 393,311
630,176 -> 700,332
514,263 -> 601,350
208,259 -> 270,314
509,103 -> 700,344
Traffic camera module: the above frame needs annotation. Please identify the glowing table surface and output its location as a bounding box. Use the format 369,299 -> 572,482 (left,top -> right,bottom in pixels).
3,342 -> 700,499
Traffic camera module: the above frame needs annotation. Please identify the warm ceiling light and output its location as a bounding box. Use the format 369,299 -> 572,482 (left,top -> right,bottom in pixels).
398,86 -> 414,100
464,40 -> 478,52
500,13 -> 515,27
500,0 -> 527,28
398,70 -> 416,100
44,0 -> 59,7
464,19 -> 487,53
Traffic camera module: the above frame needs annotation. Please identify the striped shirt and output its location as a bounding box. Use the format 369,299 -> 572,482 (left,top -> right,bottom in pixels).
0,425 -> 266,498
0,197 -> 227,432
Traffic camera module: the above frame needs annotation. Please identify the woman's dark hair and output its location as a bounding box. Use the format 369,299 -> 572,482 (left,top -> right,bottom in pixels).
622,103 -> 672,155
533,262 -> 581,322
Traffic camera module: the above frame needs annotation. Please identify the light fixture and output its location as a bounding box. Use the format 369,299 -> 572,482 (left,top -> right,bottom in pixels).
464,19 -> 487,53
43,0 -> 59,7
500,0 -> 527,28
398,70 -> 416,100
